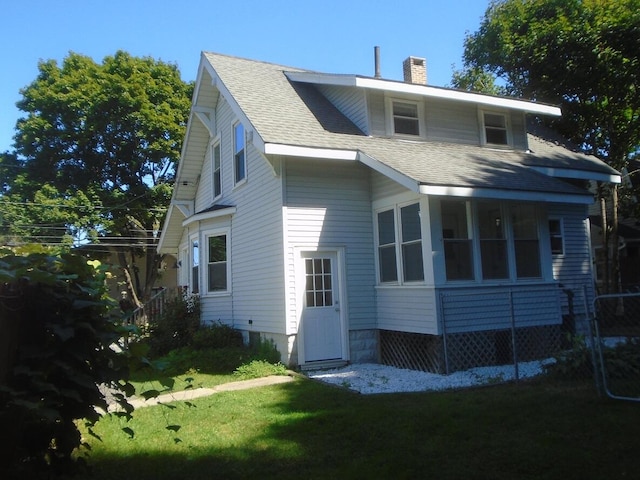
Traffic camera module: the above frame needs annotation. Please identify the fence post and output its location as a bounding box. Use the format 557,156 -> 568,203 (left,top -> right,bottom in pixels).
583,285 -> 604,396
439,292 -> 450,375
509,290 -> 519,382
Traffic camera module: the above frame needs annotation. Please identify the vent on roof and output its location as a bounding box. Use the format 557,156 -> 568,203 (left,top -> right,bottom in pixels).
403,56 -> 427,85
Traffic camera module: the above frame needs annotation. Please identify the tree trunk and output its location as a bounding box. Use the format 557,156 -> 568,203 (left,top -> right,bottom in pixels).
600,193 -> 609,294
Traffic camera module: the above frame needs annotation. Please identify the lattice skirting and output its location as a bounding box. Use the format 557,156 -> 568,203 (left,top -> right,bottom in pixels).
380,324 -> 562,374
380,330 -> 445,373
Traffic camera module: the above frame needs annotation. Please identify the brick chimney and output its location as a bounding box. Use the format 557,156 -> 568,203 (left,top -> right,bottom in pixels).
403,56 -> 427,85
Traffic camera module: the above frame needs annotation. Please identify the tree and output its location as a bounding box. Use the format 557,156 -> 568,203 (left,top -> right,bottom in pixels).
462,0 -> 640,293
6,51 -> 193,300
448,65 -> 505,96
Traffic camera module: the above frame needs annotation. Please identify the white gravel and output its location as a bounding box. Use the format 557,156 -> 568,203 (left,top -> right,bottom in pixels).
307,359 -> 556,394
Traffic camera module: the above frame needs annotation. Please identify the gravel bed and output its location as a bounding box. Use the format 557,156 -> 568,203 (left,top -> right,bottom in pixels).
307,359 -> 556,394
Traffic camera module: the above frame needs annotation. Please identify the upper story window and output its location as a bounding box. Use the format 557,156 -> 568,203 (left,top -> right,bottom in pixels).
233,122 -> 246,184
481,111 -> 509,146
376,202 -> 424,284
387,98 -> 423,137
212,140 -> 221,199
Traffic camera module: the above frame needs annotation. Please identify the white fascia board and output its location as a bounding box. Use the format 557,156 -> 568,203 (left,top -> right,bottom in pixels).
284,71 -> 560,116
264,143 -> 358,160
529,166 -> 621,184
157,203 -> 186,254
356,78 -> 561,116
202,58 -> 267,154
357,152 -> 420,192
419,184 -> 594,204
182,206 -> 237,227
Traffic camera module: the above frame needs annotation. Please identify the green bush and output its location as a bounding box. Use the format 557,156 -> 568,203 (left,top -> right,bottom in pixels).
146,294 -> 201,357
233,360 -> 288,379
0,252 -> 139,477
191,321 -> 243,350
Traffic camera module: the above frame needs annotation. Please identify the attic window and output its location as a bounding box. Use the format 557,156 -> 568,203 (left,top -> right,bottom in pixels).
392,100 -> 421,136
482,112 -> 509,145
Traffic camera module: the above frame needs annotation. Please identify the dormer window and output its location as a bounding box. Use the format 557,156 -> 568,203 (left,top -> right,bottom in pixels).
387,98 -> 423,137
481,111 -> 509,146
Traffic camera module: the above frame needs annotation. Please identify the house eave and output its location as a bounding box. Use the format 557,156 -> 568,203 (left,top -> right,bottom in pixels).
264,143 -> 358,160
285,71 -> 561,116
182,206 -> 237,227
419,184 -> 595,204
529,166 -> 621,184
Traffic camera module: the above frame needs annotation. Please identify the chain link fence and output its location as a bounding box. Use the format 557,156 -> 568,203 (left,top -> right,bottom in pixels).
593,292 -> 640,402
379,286 -> 640,399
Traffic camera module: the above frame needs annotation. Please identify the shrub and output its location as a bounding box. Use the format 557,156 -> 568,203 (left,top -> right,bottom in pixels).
233,360 -> 288,379
0,252 -> 139,477
146,294 -> 200,357
191,321 -> 243,350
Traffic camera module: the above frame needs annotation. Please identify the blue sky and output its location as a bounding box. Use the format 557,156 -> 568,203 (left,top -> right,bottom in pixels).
1,0 -> 490,153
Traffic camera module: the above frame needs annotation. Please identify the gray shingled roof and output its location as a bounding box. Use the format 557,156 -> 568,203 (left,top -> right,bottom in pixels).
203,52 -> 618,197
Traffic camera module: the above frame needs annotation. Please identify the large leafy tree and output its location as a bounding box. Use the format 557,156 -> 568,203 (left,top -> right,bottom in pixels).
462,0 -> 640,292
4,51 -> 193,300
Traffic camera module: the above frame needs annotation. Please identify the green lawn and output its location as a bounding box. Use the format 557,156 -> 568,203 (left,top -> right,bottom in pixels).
81,375 -> 639,480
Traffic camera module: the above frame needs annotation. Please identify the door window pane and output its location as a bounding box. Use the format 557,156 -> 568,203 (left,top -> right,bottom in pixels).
305,257 -> 333,307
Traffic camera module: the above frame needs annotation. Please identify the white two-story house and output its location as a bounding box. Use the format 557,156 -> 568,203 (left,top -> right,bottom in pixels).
158,52 -> 620,372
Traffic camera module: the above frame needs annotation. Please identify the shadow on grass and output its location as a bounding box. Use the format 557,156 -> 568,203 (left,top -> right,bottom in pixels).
83,377 -> 640,480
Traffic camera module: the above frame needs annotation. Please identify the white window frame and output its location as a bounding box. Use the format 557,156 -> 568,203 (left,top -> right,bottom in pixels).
233,122 -> 247,186
375,200 -> 425,285
385,97 -> 425,137
211,137 -> 222,201
479,109 -> 511,147
189,233 -> 200,295
203,228 -> 231,296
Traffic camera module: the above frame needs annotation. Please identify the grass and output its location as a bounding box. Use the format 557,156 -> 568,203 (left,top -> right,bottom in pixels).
78,353 -> 640,480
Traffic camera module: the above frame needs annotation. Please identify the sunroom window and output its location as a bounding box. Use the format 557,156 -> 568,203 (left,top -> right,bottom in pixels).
511,204 -> 541,278
377,209 -> 398,283
478,201 -> 508,280
400,203 -> 424,281
441,200 -> 474,281
441,199 -> 542,282
377,203 -> 424,284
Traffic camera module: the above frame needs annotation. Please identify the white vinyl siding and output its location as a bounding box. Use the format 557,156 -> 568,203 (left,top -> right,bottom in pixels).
548,203 -> 595,319
439,284 -> 561,334
377,287 -> 438,334
284,159 -> 375,332
193,98 -> 286,332
317,85 -> 369,134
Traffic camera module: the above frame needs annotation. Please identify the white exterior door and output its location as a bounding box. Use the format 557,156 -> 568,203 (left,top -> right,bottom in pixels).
301,251 -> 344,363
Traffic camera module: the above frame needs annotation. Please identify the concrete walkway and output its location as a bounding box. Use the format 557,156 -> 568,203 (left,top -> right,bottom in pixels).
108,375 -> 296,412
